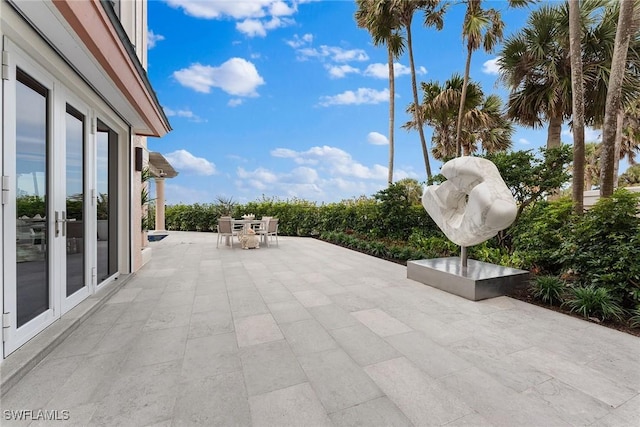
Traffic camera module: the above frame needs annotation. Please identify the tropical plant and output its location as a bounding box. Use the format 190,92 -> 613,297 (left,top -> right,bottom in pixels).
485,145 -> 573,220
454,0 -> 506,157
141,167 -> 152,231
568,0 -> 586,213
600,0 -> 640,197
214,195 -> 237,217
584,142 -> 601,190
560,188 -> 640,308
532,276 -> 566,305
565,286 -> 625,321
509,198 -> 574,272
499,1 -> 640,149
405,75 -> 512,159
388,0 -> 447,180
355,0 -> 405,185
618,164 -> 640,187
630,306 -> 640,328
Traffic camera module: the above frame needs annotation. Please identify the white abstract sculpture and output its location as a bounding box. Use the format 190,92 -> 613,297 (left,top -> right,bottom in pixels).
422,156 -> 517,247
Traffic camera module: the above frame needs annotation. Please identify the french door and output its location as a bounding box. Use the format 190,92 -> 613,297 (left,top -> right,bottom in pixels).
2,41 -> 92,355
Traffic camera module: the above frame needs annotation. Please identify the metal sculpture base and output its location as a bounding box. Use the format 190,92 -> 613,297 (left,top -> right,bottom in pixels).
407,257 -> 529,301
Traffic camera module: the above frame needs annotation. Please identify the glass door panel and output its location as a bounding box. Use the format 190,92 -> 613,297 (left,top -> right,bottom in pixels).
15,69 -> 49,328
96,121 -> 118,283
65,105 -> 86,297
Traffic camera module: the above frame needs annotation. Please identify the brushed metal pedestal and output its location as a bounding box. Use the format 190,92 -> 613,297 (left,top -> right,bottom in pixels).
407,257 -> 529,301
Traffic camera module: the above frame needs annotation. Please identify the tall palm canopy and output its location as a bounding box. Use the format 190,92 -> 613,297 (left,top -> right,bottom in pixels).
498,0 -> 640,150
355,0 -> 405,185
404,74 -> 513,160
387,0 -> 447,180
455,0 -> 505,157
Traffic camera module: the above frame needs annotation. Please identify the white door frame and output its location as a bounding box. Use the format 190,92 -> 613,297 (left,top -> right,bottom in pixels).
57,88 -> 93,315
2,39 -> 57,355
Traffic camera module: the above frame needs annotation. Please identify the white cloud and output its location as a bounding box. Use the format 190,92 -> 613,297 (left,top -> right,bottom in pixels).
367,132 -> 388,145
166,0 -> 297,36
164,149 -> 216,176
237,167 -> 278,190
173,58 -> 265,96
163,107 -> 205,122
285,33 -> 314,48
235,144 -> 419,201
236,19 -> 267,37
270,145 -> 388,180
228,99 -> 243,107
147,30 -> 165,49
518,138 -> 530,145
326,64 -> 360,79
166,0 -> 273,19
319,88 -> 389,107
482,58 -> 500,75
270,1 -> 296,16
364,62 -> 424,79
236,16 -> 293,37
296,45 -> 369,62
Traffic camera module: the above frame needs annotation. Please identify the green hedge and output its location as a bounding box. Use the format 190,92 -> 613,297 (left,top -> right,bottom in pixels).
164,191 -> 440,240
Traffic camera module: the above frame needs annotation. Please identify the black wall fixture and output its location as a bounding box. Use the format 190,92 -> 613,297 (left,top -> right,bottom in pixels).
135,146 -> 143,171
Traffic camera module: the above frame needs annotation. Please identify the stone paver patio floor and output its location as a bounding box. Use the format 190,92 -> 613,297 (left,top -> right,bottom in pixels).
2,231 -> 639,426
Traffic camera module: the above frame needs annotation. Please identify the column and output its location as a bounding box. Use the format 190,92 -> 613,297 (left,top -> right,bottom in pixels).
154,177 -> 166,231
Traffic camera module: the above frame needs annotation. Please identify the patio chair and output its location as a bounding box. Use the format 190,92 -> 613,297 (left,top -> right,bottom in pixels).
258,218 -> 279,247
255,216 -> 272,232
216,217 -> 238,249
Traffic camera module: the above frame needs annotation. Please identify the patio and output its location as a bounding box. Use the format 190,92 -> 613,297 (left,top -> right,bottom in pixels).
1,231 -> 639,426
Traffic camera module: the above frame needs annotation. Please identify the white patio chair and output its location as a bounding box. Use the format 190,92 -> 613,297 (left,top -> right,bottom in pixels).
216,217 -> 238,249
258,218 -> 279,247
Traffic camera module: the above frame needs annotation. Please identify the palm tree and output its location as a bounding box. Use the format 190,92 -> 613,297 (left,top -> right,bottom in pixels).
388,0 -> 446,180
584,142 -> 601,190
498,4 -> 572,150
499,1 -> 640,199
455,0 -> 504,157
498,1 -> 618,149
404,74 -> 512,159
618,164 -> 640,187
355,0 -> 405,186
600,0 -> 638,196
569,0 -> 586,213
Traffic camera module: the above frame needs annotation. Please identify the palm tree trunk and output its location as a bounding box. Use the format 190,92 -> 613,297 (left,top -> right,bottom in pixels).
613,109 -> 624,188
569,0 -> 585,214
387,46 -> 395,186
406,24 -> 432,179
456,46 -> 472,157
585,169 -> 593,191
547,116 -> 562,149
547,115 -> 563,200
601,0 -> 635,197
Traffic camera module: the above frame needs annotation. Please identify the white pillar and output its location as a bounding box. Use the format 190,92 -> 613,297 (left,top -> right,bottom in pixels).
154,177 -> 166,231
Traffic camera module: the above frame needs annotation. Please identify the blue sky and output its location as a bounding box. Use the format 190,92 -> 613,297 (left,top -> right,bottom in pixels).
146,0 -> 603,205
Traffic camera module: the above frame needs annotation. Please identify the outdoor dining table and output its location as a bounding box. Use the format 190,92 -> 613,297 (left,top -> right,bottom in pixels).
230,219 -> 268,245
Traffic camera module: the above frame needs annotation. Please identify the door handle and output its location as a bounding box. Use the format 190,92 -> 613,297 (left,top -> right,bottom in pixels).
55,211 -> 61,237
55,211 -> 71,237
